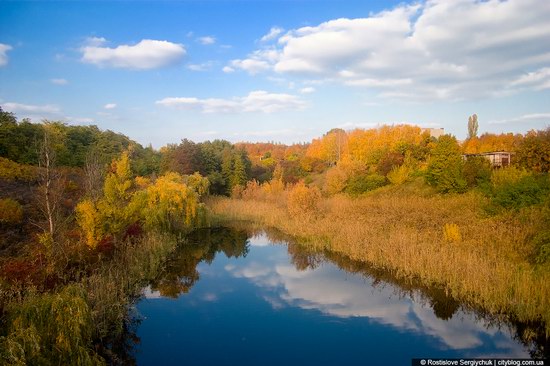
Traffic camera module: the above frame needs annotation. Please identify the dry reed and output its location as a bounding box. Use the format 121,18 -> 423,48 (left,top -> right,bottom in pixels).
208,189 -> 550,335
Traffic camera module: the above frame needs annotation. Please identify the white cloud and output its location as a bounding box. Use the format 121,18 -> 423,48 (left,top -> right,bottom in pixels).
510,67 -> 550,91
156,90 -> 306,114
222,66 -> 235,73
488,113 -> 550,124
198,36 -> 216,45
0,44 -> 13,67
81,38 -> 186,69
104,103 -> 117,110
261,27 -> 284,42
2,102 -> 61,114
187,61 -> 214,71
226,0 -> 550,100
228,58 -> 271,75
50,78 -> 68,85
85,37 -> 107,47
299,87 -> 315,94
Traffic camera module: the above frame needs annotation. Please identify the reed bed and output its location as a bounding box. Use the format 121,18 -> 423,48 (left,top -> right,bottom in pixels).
208,190 -> 550,334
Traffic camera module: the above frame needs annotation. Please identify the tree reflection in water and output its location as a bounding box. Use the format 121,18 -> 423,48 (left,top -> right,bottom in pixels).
115,225 -> 547,363
150,227 -> 250,298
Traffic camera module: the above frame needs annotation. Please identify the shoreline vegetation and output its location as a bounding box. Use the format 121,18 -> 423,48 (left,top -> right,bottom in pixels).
208,181 -> 550,337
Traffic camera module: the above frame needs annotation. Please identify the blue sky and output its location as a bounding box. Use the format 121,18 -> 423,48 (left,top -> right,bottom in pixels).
1,0 -> 549,147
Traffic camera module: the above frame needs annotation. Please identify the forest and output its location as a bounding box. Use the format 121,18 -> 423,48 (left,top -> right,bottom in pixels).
1,106 -> 550,364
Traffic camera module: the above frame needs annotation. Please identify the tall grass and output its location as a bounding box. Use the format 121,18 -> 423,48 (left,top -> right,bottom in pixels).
208,186 -> 550,335
0,231 -> 180,365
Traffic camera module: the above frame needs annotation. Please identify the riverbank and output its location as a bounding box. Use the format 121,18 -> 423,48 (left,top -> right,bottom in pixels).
207,188 -> 550,336
0,231 -> 180,365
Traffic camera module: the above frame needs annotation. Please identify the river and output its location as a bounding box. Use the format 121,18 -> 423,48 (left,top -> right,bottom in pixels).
129,227 -> 546,365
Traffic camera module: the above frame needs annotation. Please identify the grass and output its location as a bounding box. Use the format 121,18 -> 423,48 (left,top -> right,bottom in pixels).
0,231 -> 181,365
208,181 -> 550,336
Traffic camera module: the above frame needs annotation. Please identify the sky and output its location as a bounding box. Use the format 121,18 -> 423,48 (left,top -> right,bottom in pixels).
1,0 -> 549,148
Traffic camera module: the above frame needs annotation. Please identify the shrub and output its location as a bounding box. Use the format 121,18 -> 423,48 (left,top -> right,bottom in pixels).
463,156 -> 492,188
0,157 -> 37,181
489,173 -> 549,210
287,181 -> 321,217
345,173 -> 387,196
443,223 -> 461,242
0,198 -> 24,225
0,285 -> 104,365
490,166 -> 529,187
387,164 -> 412,185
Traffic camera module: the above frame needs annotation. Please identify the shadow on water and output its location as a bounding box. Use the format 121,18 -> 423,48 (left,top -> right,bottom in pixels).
113,224 -> 548,364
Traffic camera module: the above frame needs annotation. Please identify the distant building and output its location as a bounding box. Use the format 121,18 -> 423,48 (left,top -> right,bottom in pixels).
421,128 -> 445,139
462,151 -> 513,168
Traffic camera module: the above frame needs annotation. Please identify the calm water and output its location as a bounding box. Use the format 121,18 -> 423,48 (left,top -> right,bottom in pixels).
131,227 -> 543,365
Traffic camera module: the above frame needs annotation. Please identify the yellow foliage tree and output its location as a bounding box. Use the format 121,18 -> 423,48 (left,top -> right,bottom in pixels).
141,172 -> 203,230
75,200 -> 104,249
287,181 -> 322,218
324,166 -> 349,195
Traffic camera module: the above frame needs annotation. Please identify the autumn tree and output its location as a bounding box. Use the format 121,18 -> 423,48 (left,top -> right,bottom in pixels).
467,114 -> 479,140
426,135 -> 467,193
516,128 -> 550,173
287,181 -> 322,218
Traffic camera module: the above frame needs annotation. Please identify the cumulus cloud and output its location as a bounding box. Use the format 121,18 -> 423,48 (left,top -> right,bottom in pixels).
50,78 -> 68,85
156,90 -> 306,114
260,27 -> 284,42
198,36 -> 216,45
81,38 -> 186,69
104,103 -> 117,109
225,0 -> 550,100
0,43 -> 13,67
2,102 -> 61,114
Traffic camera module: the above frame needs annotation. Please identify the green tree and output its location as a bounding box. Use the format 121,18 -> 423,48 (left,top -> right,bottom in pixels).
467,114 -> 479,140
463,155 -> 492,188
426,135 -> 467,193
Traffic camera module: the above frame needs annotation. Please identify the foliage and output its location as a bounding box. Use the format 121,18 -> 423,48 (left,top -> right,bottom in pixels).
287,181 -> 321,217
75,200 -> 104,249
306,128 -> 347,165
467,114 -> 478,140
426,135 -> 467,193
141,172 -> 207,231
488,173 -> 549,210
345,173 -> 387,196
0,157 -> 37,181
443,223 -> 461,242
0,285 -> 104,365
346,125 -> 423,166
0,198 -> 24,225
516,127 -> 550,173
462,156 -> 492,188
462,132 -> 522,154
387,164 -> 412,185
324,166 -> 349,195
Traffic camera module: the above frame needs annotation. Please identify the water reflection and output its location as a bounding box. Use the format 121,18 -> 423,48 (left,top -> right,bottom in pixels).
148,228 -> 249,298
130,226 -> 548,364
